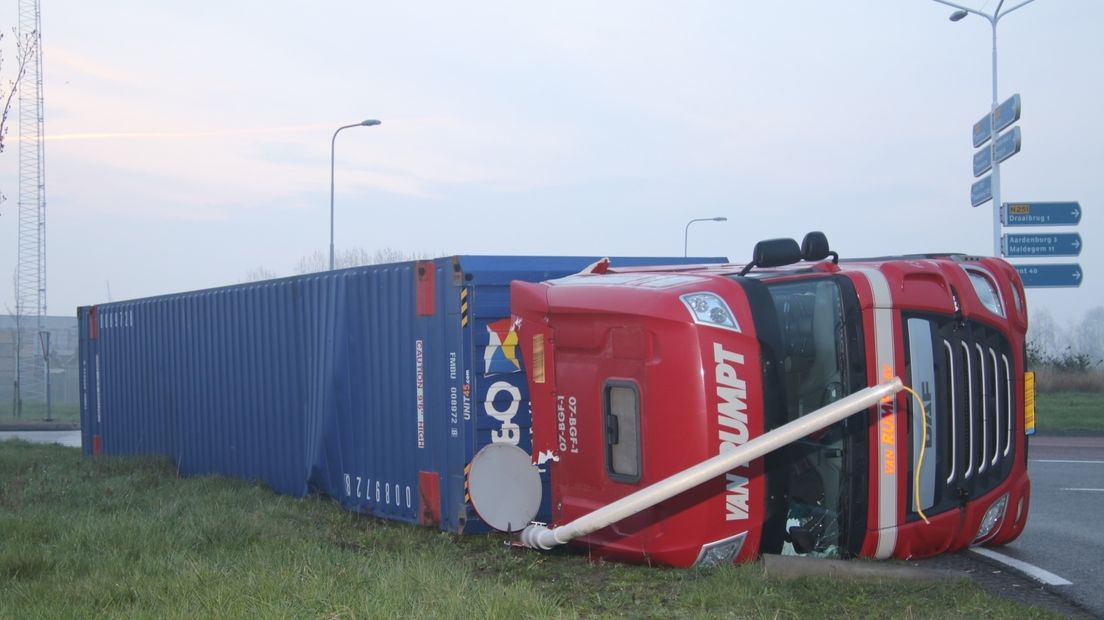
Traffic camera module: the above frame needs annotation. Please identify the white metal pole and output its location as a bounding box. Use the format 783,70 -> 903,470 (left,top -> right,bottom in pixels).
683,217 -> 727,257
329,125 -> 350,272
329,119 -> 381,271
986,0 -> 1038,256
683,219 -> 700,257
931,0 -> 1037,256
520,378 -> 904,550
990,15 -> 1001,257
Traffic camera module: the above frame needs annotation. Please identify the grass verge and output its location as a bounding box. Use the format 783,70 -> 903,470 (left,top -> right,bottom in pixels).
0,440 -> 1057,619
1035,391 -> 1104,435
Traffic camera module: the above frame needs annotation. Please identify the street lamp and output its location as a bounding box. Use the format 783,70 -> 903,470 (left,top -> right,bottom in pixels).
38,330 -> 51,422
330,119 -> 382,271
684,217 -> 727,257
932,0 -> 1036,256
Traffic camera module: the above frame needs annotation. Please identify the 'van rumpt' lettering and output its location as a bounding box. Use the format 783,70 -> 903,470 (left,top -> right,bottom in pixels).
880,399 -> 897,475
714,342 -> 750,521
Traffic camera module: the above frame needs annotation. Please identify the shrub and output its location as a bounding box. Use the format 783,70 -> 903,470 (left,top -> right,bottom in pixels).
1027,343 -> 1100,372
1032,366 -> 1104,393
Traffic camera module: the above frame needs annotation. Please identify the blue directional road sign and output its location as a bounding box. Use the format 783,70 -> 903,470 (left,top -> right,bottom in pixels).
971,175 -> 992,207
1003,233 -> 1082,257
973,115 -> 991,148
973,127 -> 1021,177
973,94 -> 1022,148
1002,201 -> 1082,227
973,144 -> 991,177
992,126 -> 1022,164
1016,264 -> 1083,288
993,94 -> 1021,134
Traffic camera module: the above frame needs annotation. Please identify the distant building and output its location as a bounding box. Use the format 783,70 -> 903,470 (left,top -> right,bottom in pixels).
0,315 -> 80,410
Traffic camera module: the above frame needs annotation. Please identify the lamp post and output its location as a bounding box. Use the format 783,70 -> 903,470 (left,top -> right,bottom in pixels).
330,119 -> 381,271
932,0 -> 1036,257
684,217 -> 727,257
38,330 -> 51,422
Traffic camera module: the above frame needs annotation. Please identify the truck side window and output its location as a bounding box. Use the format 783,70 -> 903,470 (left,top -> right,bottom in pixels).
605,382 -> 641,482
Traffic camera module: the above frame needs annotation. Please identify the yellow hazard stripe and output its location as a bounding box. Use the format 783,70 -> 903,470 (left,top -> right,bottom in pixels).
1024,371 -> 1036,435
464,463 -> 471,503
460,288 -> 469,327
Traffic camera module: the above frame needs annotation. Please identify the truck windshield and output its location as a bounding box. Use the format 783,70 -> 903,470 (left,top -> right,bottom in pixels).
756,276 -> 866,558
767,279 -> 849,416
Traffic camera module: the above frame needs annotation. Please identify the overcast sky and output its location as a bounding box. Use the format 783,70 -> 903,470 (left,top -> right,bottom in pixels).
0,0 -> 1100,327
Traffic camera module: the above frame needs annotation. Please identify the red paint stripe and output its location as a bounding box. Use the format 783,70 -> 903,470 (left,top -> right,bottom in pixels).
92,434 -> 102,455
415,262 -> 436,316
418,471 -> 441,526
89,306 -> 99,340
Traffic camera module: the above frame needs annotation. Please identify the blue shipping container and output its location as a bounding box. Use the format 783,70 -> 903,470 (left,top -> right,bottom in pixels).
78,255 -> 723,532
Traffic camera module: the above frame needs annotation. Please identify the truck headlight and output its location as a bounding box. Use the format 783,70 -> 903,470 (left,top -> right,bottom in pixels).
694,532 -> 747,567
680,293 -> 741,333
974,493 -> 1009,543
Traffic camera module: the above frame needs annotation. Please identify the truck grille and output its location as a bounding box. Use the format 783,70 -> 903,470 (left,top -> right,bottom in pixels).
905,315 -> 1015,518
946,335 -> 1013,483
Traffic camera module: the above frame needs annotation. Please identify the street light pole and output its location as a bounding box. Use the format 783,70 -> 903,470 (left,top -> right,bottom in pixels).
932,0 -> 1037,257
330,119 -> 382,271
683,217 -> 727,257
38,330 -> 51,422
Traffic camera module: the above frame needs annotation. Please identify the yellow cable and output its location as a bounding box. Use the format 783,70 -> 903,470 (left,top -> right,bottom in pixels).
901,385 -> 931,525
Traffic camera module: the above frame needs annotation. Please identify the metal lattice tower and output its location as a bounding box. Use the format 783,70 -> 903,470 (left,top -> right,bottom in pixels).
14,0 -> 47,414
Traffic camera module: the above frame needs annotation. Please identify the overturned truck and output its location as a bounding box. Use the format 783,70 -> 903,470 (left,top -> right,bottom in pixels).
79,234 -> 1033,568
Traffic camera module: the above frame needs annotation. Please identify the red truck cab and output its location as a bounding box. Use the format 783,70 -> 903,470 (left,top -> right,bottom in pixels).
511,234 -> 1031,567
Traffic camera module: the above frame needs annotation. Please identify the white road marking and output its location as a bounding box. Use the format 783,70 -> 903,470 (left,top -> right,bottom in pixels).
1060,488 -> 1104,492
970,548 -> 1073,586
1031,459 -> 1104,464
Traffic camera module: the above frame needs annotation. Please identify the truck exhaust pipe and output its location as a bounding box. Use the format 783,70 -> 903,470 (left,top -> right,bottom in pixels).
519,378 -> 905,551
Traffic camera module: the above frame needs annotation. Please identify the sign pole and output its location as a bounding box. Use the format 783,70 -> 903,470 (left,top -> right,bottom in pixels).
989,18 -> 1001,257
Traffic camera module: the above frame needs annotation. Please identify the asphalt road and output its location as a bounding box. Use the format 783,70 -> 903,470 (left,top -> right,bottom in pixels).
0,429 -> 82,448
998,435 -> 1104,618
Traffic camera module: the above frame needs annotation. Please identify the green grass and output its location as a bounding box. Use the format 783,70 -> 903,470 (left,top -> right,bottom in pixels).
0,401 -> 80,425
1035,391 -> 1104,435
0,441 -> 1057,619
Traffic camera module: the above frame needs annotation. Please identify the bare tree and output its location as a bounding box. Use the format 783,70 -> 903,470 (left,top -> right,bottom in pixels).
295,251 -> 328,275
241,267 -> 279,283
373,247 -> 420,264
1027,307 -> 1061,362
1074,306 -> 1104,367
293,247 -> 433,275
